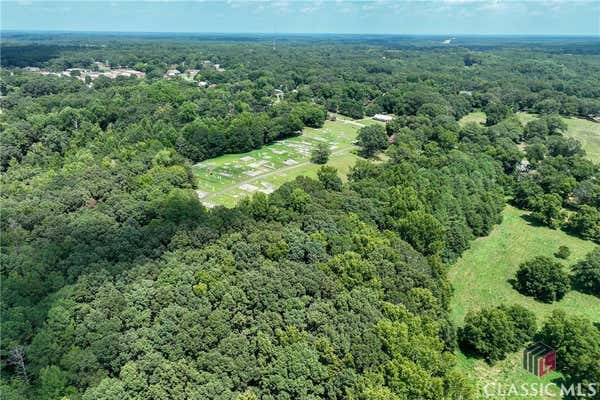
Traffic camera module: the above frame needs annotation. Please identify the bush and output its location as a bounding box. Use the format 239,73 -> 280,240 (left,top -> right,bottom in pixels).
514,256 -> 570,303
459,304 -> 536,363
531,193 -> 563,229
554,245 -> 571,259
571,247 -> 600,297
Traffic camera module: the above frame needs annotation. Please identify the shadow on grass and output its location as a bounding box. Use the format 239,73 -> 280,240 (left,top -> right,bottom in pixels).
520,213 -> 546,227
458,339 -> 496,366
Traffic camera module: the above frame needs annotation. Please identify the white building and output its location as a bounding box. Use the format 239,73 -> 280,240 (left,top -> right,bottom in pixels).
373,114 -> 393,122
165,69 -> 181,78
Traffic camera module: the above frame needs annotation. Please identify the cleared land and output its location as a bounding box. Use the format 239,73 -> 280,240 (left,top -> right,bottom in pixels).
194,120 -> 362,207
460,111 -> 600,163
456,111 -> 599,398
450,205 -> 599,325
450,205 -> 598,398
516,112 -> 600,163
459,110 -> 486,125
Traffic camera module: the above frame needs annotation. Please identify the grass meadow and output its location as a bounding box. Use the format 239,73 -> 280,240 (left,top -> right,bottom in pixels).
454,110 -> 598,398
449,205 -> 598,398
460,111 -> 599,164
193,119 -> 361,207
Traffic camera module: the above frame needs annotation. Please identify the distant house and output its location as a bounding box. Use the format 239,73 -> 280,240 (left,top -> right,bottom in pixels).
165,69 -> 181,78
373,114 -> 393,122
107,69 -> 145,79
459,90 -> 473,96
198,81 -> 208,87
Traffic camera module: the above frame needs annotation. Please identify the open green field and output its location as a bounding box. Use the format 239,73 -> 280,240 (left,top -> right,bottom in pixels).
562,118 -> 600,163
455,112 -> 599,397
450,205 -> 598,398
450,205 -> 599,325
357,118 -> 386,127
515,112 -> 600,163
193,119 -> 362,207
459,110 -> 486,125
460,111 -> 600,163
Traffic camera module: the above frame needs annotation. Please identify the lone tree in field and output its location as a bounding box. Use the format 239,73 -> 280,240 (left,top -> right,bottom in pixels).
514,256 -> 570,303
357,125 -> 388,157
310,142 -> 331,164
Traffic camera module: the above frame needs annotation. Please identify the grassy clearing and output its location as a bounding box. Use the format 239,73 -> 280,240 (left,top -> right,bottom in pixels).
562,118 -> 600,163
450,205 -> 599,325
455,112 -> 599,397
459,111 -> 486,126
456,350 -> 562,400
461,111 -> 599,163
357,118 -> 386,127
517,112 -> 600,163
450,205 -> 598,398
193,120 -> 360,207
516,112 -> 599,163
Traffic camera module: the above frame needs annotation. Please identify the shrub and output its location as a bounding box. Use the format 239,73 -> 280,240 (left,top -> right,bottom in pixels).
571,247 -> 600,297
514,256 -> 570,302
459,304 -> 536,363
554,245 -> 571,259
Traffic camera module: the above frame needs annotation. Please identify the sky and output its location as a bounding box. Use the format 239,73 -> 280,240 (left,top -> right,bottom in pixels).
1,0 -> 599,36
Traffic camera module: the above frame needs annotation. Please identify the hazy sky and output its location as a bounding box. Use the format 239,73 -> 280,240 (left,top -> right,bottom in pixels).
2,0 -> 599,35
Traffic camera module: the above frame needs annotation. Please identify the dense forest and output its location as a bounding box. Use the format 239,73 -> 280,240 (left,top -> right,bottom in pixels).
1,34 -> 599,399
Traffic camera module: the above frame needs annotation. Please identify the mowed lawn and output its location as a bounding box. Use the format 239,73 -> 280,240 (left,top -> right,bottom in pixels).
450,205 -> 599,325
455,111 -> 599,398
562,118 -> 600,163
193,120 -> 361,207
450,206 -> 598,398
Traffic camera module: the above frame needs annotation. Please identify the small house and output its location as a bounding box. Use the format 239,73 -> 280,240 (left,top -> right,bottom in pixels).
373,114 -> 393,123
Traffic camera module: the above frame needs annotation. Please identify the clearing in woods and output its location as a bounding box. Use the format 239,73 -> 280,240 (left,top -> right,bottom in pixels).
455,110 -> 599,398
459,110 -> 600,163
515,112 -> 600,163
450,206 -> 599,399
194,119 -> 370,207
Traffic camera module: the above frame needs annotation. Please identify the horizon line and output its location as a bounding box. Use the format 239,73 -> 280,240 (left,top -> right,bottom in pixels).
2,29 -> 599,38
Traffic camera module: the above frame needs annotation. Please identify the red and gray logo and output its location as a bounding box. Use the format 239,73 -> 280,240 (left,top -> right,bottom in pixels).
523,342 -> 556,377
